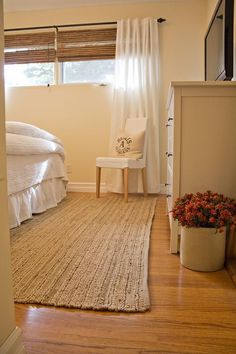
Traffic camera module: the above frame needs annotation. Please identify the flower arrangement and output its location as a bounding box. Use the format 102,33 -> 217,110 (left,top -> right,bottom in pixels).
172,191 -> 236,231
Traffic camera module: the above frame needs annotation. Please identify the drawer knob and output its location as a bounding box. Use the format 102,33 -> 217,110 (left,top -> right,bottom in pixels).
167,153 -> 173,157
168,117 -> 173,121
165,123 -> 171,127
166,194 -> 172,198
165,183 -> 170,186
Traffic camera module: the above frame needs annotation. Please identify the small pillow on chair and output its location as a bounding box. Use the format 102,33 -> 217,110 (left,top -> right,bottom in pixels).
113,130 -> 145,159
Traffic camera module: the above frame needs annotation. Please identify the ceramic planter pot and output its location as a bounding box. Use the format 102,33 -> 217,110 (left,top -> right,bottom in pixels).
180,226 -> 226,271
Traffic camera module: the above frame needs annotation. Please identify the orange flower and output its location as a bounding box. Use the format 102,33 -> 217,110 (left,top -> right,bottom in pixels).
171,191 -> 236,230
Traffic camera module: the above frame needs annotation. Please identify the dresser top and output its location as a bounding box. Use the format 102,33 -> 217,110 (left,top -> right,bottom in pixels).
170,81 -> 236,87
167,81 -> 236,109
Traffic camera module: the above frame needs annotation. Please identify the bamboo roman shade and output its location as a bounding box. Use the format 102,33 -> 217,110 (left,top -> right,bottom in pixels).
4,27 -> 117,64
57,28 -> 117,62
4,31 -> 56,64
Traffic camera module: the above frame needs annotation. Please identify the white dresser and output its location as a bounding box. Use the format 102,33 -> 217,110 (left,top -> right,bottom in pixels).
166,81 -> 236,253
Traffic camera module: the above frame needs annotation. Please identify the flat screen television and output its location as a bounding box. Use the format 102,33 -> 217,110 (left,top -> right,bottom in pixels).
205,0 -> 234,81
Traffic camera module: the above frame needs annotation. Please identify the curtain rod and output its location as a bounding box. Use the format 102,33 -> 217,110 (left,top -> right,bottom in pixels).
4,18 -> 166,32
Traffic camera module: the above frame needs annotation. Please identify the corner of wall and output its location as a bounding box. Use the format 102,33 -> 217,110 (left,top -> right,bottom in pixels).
0,327 -> 26,354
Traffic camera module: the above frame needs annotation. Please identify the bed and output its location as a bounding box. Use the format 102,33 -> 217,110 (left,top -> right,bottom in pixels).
6,121 -> 67,229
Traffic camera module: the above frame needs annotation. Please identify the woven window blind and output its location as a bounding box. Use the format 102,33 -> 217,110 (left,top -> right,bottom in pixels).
4,31 -> 56,64
57,28 -> 117,62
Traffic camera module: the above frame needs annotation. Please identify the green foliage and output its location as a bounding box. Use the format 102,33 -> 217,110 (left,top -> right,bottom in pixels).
23,63 -> 54,85
63,60 -> 114,83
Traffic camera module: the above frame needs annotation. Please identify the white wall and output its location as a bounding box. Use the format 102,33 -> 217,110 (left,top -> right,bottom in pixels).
4,0 -> 206,186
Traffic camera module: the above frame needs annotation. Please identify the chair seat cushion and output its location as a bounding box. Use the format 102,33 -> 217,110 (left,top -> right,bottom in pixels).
96,156 -> 145,169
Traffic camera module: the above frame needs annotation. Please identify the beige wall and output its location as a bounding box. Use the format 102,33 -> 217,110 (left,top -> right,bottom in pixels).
0,0 -> 16,347
4,0 -> 206,185
206,0 -> 218,28
5,84 -> 113,182
234,0 -> 236,80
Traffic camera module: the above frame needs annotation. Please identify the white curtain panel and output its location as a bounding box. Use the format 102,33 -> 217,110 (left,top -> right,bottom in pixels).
107,17 -> 161,194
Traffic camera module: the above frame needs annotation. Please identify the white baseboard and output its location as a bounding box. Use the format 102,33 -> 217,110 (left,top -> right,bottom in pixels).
0,327 -> 26,354
67,182 -> 166,194
67,182 -> 107,193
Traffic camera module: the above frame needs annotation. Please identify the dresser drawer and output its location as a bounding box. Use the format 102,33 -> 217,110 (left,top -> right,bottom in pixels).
166,164 -> 173,213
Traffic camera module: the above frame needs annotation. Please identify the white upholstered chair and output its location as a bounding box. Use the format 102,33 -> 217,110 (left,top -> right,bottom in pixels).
96,118 -> 148,202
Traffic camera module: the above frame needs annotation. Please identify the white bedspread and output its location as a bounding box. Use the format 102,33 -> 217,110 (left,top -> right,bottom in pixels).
6,121 -> 63,146
6,133 -> 64,159
5,121 -> 68,228
7,154 -> 66,195
8,178 -> 67,229
6,121 -> 67,194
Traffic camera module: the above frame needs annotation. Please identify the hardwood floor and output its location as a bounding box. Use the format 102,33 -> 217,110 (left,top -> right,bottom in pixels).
15,195 -> 236,354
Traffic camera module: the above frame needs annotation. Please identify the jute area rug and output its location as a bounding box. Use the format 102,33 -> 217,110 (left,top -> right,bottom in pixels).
10,193 -> 156,312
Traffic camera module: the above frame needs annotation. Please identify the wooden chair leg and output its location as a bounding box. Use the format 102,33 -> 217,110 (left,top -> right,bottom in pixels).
96,166 -> 101,198
123,168 -> 129,203
122,169 -> 125,190
141,168 -> 148,197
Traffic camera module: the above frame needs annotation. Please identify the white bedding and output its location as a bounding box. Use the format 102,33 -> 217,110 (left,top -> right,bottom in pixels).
6,121 -> 67,228
6,133 -> 64,158
6,120 -> 63,146
7,154 -> 66,195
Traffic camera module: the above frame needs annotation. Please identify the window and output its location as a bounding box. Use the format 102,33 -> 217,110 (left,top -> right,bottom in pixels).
4,30 -> 56,87
57,28 -> 116,84
4,63 -> 54,87
4,26 -> 116,86
62,59 -> 114,84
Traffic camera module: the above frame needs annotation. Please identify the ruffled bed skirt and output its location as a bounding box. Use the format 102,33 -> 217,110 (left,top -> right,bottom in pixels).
8,178 -> 67,229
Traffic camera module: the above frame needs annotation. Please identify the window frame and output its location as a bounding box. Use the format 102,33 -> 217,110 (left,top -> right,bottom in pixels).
4,26 -> 117,87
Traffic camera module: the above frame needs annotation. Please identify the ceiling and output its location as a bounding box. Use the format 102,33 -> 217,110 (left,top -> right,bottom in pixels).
4,0 -> 169,13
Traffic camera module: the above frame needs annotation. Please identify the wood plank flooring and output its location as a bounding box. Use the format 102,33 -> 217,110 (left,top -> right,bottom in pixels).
15,195 -> 236,354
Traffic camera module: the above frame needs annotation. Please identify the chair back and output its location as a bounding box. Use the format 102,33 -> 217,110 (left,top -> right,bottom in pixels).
125,118 -> 148,162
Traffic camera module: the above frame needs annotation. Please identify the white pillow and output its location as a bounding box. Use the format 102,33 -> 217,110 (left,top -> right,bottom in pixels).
113,130 -> 145,159
5,121 -> 63,146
